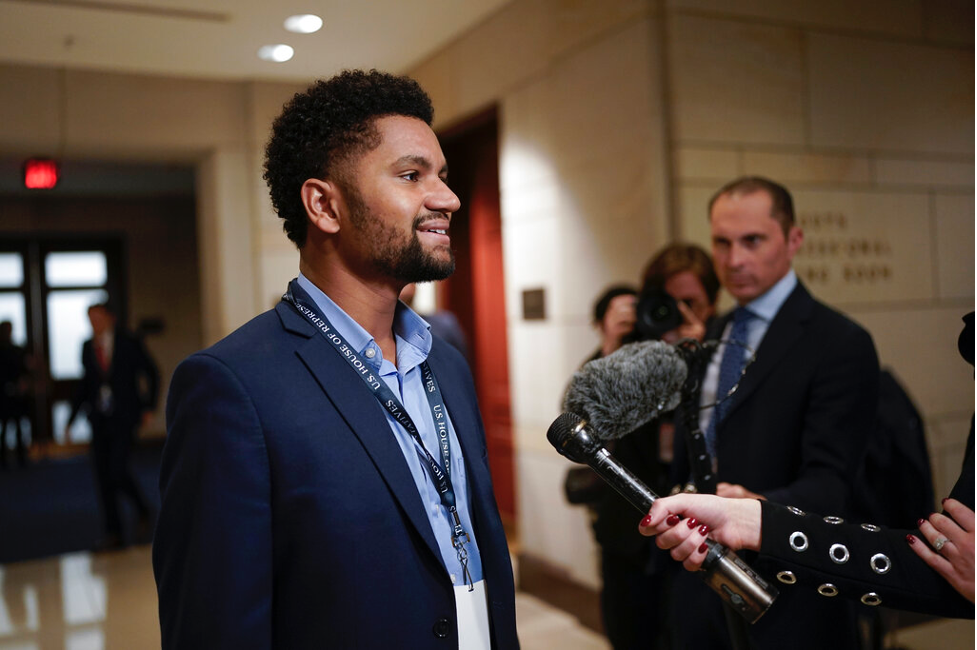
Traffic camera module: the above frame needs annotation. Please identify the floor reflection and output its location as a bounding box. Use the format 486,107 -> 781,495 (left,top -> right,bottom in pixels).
0,548 -> 159,650
5,547 -> 966,650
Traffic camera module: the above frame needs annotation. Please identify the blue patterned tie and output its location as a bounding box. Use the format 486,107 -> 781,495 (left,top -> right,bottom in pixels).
704,307 -> 755,458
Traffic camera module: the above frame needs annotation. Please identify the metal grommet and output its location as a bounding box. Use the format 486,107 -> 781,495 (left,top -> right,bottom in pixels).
861,523 -> 881,532
789,531 -> 809,552
818,584 -> 839,597
787,506 -> 806,516
776,571 -> 797,585
870,553 -> 891,575
823,516 -> 844,525
861,593 -> 882,607
829,543 -> 850,564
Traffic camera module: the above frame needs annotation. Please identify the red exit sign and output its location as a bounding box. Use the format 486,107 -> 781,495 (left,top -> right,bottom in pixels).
23,158 -> 60,189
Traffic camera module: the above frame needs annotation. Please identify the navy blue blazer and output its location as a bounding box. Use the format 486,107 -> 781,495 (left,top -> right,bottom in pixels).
153,295 -> 519,649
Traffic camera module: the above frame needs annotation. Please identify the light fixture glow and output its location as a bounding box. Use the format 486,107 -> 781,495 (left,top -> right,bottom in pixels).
284,14 -> 322,34
257,44 -> 294,63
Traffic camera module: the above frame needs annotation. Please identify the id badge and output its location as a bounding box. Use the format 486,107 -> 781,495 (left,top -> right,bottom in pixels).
98,384 -> 114,414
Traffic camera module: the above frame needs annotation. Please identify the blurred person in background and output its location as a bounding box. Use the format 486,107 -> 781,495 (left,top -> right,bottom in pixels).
591,244 -> 718,650
0,321 -> 32,469
66,302 -> 159,550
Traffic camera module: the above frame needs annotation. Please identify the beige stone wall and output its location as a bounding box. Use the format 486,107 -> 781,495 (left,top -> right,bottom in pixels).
667,1 -> 974,501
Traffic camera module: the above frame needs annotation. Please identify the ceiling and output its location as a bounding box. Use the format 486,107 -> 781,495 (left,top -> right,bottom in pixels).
0,0 -> 514,82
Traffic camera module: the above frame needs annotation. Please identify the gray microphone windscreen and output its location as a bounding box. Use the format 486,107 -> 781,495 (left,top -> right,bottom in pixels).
563,340 -> 687,441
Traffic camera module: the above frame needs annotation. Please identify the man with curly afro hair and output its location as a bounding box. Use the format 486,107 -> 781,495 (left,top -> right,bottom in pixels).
154,69 -> 520,650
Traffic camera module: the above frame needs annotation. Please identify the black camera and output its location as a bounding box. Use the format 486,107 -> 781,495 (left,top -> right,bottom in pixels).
634,289 -> 683,341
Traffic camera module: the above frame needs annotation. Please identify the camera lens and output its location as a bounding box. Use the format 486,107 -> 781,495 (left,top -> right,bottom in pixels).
635,290 -> 683,341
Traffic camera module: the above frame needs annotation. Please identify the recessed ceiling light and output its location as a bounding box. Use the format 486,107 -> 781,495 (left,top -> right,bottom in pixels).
258,44 -> 294,63
284,14 -> 323,34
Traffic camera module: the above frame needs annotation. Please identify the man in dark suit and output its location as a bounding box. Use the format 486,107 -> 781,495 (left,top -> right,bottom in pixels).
669,177 -> 879,649
67,302 -> 158,549
152,70 -> 519,649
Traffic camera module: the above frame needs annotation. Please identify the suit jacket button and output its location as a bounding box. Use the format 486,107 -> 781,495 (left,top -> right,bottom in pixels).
433,618 -> 450,638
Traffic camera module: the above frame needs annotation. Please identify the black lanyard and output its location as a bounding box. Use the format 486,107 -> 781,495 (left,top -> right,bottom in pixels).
283,281 -> 474,587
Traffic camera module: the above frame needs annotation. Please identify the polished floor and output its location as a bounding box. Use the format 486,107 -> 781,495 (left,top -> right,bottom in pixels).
0,546 -> 971,649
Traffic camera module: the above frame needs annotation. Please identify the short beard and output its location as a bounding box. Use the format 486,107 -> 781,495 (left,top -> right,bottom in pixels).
345,184 -> 456,284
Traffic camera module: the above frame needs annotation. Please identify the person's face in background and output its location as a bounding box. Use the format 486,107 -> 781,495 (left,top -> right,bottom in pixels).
598,293 -> 637,352
660,271 -> 716,344
710,189 -> 802,304
88,306 -> 116,337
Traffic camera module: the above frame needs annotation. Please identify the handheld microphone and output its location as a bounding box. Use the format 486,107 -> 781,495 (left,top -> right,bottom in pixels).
548,412 -> 776,623
552,342 -> 777,623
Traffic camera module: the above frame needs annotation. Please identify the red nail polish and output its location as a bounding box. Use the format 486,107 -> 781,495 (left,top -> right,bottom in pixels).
916,518 -> 925,527
640,515 -> 652,528
686,517 -> 698,529
699,524 -> 709,535
906,534 -> 916,545
942,498 -> 949,505
666,514 -> 681,526
698,543 -> 708,554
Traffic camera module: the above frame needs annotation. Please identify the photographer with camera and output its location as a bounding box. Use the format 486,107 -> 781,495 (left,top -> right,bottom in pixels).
590,243 -> 719,650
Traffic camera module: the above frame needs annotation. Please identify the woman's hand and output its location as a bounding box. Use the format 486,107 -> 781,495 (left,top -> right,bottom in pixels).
909,498 -> 975,603
638,494 -> 762,571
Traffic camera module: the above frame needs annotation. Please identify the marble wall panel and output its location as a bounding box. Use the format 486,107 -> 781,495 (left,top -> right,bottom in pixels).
851,308 -> 973,419
674,184 -> 716,248
543,20 -> 659,172
0,66 -> 61,153
875,158 -> 975,189
674,147 -> 740,181
667,0 -> 920,38
516,449 -> 601,588
927,414 -> 973,500
808,33 -> 973,155
67,70 -> 247,154
742,151 -> 872,185
790,190 -> 933,305
669,14 -> 806,145
934,193 -> 976,300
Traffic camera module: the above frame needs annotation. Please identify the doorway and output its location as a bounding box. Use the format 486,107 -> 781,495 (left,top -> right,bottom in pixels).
0,237 -> 125,452
438,108 -> 516,525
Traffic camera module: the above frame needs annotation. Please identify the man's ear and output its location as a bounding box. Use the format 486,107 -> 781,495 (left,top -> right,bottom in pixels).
786,225 -> 804,260
301,178 -> 342,235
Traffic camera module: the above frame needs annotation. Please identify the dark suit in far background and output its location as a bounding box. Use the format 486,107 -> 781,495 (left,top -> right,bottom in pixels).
69,322 -> 159,545
670,281 -> 880,650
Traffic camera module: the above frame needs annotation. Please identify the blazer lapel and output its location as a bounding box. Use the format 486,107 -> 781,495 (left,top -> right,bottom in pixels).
721,283 -> 815,421
276,299 -> 445,569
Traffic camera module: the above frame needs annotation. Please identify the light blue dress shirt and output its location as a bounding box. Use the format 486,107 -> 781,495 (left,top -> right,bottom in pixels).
699,270 -> 798,431
297,273 -> 483,587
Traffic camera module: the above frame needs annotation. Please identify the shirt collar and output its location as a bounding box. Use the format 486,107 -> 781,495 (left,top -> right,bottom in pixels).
740,269 -> 796,323
296,273 -> 432,369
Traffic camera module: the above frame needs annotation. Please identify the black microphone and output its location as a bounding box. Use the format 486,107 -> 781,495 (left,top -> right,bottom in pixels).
552,343 -> 777,623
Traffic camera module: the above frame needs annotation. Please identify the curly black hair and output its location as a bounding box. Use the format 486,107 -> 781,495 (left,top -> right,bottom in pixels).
263,69 -> 435,247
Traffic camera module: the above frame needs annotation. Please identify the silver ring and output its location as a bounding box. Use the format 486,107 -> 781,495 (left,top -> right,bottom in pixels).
934,537 -> 948,552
